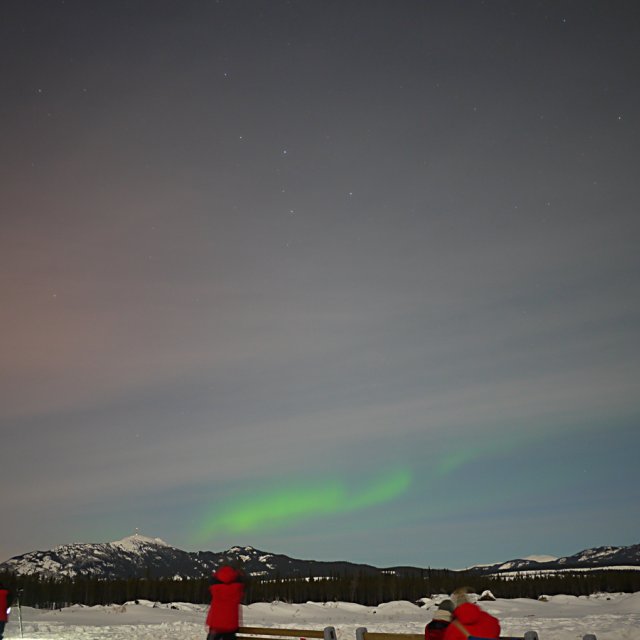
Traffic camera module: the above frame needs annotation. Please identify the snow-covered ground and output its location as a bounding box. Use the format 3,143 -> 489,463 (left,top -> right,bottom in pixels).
4,593 -> 640,640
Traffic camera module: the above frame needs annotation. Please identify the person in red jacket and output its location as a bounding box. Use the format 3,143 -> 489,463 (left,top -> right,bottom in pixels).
205,565 -> 245,640
0,583 -> 12,640
425,599 -> 455,640
442,601 -> 500,640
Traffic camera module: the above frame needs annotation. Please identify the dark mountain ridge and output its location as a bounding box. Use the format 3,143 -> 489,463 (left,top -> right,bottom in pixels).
0,535 -> 395,580
1,534 -> 638,581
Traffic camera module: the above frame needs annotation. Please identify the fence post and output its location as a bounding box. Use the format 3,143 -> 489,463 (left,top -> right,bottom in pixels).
583,635 -> 597,640
356,627 -> 368,640
524,631 -> 539,640
324,627 -> 338,640
17,589 -> 24,639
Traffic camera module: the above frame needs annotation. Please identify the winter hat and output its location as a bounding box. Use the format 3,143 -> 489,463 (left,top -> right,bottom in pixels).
214,564 -> 241,583
437,599 -> 455,613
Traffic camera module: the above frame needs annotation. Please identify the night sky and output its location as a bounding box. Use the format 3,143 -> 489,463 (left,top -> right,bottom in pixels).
2,1 -> 639,569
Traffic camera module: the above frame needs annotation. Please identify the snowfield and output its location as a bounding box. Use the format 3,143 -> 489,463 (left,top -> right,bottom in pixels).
4,593 -> 640,640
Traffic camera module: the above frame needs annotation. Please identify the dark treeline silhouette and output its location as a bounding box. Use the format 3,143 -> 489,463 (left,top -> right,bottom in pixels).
1,569 -> 639,609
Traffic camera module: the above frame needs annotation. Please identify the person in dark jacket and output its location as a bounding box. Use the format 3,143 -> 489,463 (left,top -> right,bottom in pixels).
0,583 -> 12,640
205,565 -> 245,640
425,599 -> 455,640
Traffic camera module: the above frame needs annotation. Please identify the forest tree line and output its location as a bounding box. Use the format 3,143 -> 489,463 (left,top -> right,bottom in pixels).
1,569 -> 639,609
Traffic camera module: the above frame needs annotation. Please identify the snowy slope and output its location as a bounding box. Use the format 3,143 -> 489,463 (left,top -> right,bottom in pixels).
3,593 -> 640,640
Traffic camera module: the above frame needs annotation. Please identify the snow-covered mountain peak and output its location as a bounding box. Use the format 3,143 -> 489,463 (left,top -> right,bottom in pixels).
466,543 -> 640,577
112,534 -> 171,550
2,539 -> 639,582
522,555 -> 558,563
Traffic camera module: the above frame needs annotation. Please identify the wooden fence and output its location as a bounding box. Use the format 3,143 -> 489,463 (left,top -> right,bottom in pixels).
238,626 -> 338,640
236,626 -> 599,640
355,629 -> 598,640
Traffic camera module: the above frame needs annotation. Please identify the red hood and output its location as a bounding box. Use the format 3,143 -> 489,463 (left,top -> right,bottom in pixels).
454,603 -> 483,625
214,565 -> 240,583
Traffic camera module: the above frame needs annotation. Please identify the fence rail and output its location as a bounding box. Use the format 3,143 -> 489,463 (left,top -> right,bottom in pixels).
237,625 -> 598,640
355,628 -> 597,640
238,626 -> 337,640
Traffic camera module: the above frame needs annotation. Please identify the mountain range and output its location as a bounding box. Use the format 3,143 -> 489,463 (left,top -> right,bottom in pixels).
1,534 -> 638,581
466,544 -> 640,576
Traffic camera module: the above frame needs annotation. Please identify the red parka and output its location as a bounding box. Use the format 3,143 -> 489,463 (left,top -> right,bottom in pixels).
442,603 -> 500,640
0,588 -> 10,622
206,566 -> 244,632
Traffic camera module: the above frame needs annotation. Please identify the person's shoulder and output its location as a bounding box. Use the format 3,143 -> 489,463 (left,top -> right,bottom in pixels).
442,621 -> 457,640
428,620 -> 449,630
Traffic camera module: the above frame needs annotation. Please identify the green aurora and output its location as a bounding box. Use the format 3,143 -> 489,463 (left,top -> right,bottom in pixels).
196,468 -> 412,543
